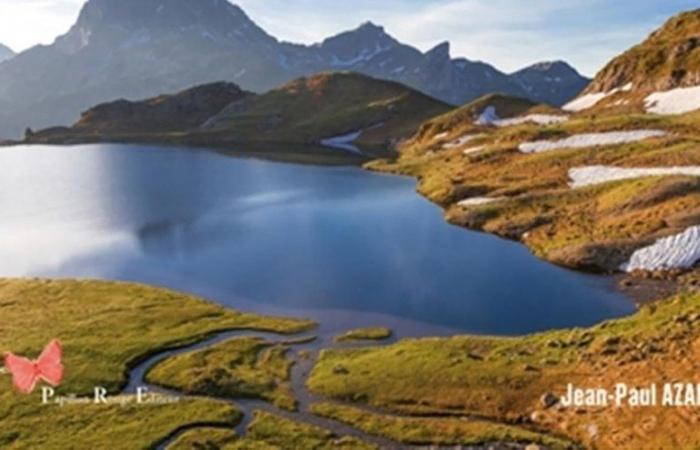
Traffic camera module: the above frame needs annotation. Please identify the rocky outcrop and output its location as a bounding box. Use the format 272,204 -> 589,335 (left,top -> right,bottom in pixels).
583,9 -> 700,94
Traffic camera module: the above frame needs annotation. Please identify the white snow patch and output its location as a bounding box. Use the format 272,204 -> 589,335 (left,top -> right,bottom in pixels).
563,93 -> 608,112
475,106 -> 500,125
443,134 -> 479,149
463,146 -> 486,155
321,130 -> 363,154
493,114 -> 568,127
563,83 -> 634,112
622,226 -> 700,272
519,130 -> 666,154
569,165 -> 700,188
458,197 -> 505,207
620,82 -> 633,92
321,124 -> 384,154
645,85 -> 700,115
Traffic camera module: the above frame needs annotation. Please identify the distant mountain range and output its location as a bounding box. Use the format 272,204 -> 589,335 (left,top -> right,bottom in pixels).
0,44 -> 13,62
0,0 -> 589,139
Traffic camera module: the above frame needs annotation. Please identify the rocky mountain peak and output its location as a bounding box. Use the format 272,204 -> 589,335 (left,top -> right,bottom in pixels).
425,42 -> 451,61
56,0 -> 274,53
318,20 -> 399,67
0,43 -> 14,63
519,60 -> 581,76
511,60 -> 590,106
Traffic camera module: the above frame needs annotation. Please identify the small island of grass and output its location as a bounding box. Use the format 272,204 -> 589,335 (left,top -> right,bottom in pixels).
147,336 -> 298,410
334,327 -> 392,343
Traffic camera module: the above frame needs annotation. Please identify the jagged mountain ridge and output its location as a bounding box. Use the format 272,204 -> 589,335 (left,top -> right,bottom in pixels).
0,0 -> 589,138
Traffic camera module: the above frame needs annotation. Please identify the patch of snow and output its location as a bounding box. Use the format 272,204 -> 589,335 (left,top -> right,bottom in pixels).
475,106 -> 500,125
493,114 -> 568,127
620,82 -> 633,92
563,93 -> 608,112
458,197 -> 505,207
519,130 -> 666,154
569,165 -> 700,188
622,226 -> 700,272
321,130 -> 363,154
463,146 -> 486,155
644,85 -> 700,115
563,83 -> 634,112
443,134 -> 479,149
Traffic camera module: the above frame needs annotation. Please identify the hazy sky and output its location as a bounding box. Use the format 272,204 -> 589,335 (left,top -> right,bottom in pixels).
0,0 -> 697,76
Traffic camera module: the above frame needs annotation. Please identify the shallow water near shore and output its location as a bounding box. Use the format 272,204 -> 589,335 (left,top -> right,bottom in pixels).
0,144 -> 634,336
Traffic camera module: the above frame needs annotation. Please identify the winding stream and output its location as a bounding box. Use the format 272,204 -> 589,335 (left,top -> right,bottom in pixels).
0,143 -> 625,448
124,329 -> 562,450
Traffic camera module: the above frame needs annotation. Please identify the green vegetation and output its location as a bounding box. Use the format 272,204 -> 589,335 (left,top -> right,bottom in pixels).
202,72 -> 451,150
244,411 -> 377,450
166,428 -> 239,450
26,72 -> 451,163
311,403 -> 574,449
309,291 -> 700,449
584,9 -> 700,96
167,411 -> 378,449
0,279 -> 313,449
148,337 -> 297,410
334,327 -> 392,343
369,109 -> 700,272
0,396 -> 240,450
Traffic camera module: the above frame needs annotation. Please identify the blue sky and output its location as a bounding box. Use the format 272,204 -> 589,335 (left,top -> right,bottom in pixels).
0,0 -> 697,76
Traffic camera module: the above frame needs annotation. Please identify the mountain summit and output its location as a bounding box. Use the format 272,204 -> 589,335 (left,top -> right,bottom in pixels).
511,61 -> 590,106
0,0 -> 588,138
0,43 -> 14,62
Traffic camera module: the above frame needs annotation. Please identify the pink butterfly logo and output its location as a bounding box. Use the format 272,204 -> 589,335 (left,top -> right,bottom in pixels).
4,339 -> 64,394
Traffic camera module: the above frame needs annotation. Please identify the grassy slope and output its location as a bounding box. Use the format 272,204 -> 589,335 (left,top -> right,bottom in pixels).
167,411 -> 378,450
309,291 -> 700,449
310,403 -> 574,449
584,9 -> 700,95
368,109 -> 700,272
334,327 -> 392,343
411,93 -> 544,145
26,72 -> 452,162
147,337 -> 297,410
0,279 -> 313,449
203,72 -> 452,149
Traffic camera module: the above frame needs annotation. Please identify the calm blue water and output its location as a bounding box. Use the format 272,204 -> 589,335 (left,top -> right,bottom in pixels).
0,144 -> 634,336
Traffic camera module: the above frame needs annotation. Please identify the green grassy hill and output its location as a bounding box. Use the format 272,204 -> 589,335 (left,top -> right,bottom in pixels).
200,71 -> 451,149
26,72 -> 451,160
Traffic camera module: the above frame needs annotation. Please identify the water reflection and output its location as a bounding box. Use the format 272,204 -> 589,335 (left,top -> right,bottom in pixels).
0,144 -> 634,335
